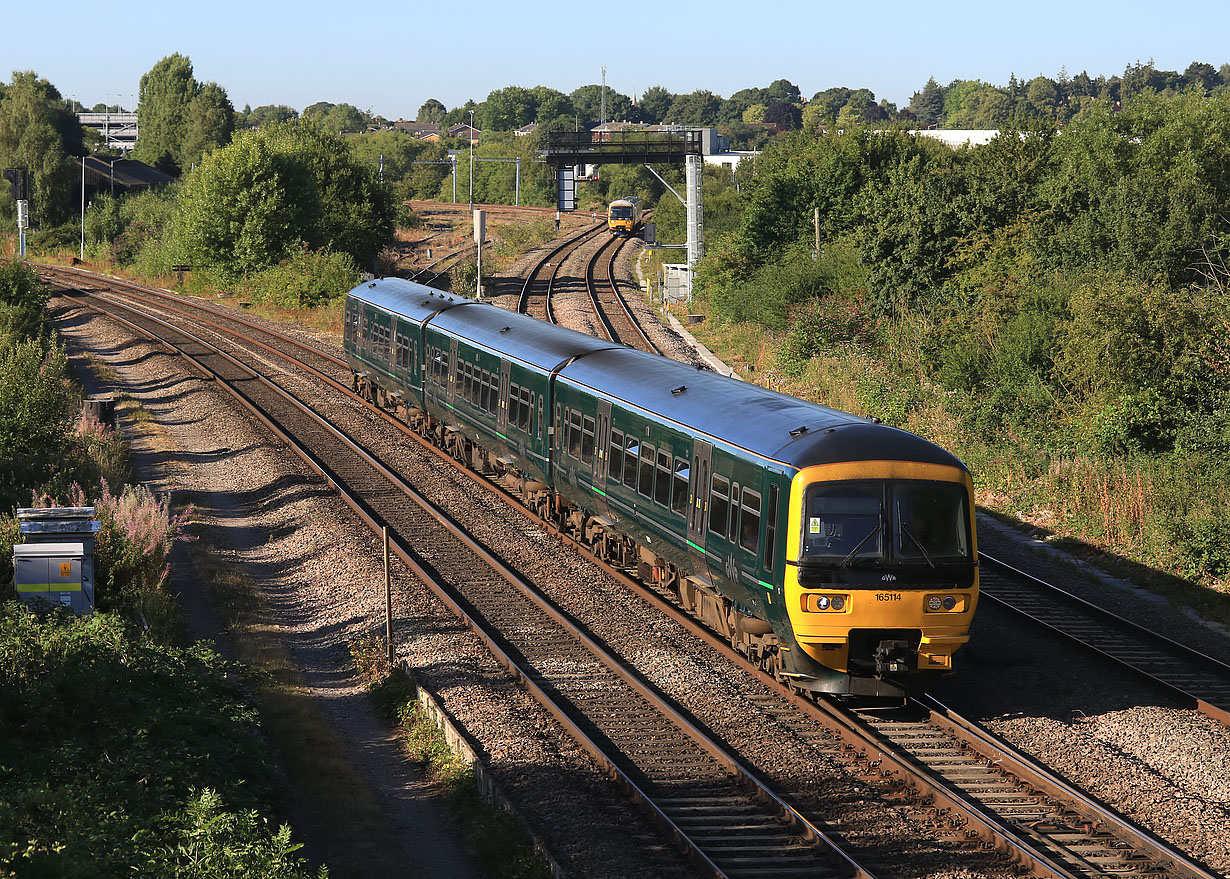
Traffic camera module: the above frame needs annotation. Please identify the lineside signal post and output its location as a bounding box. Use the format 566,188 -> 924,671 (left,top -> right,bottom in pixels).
474,209 -> 485,299
5,168 -> 29,257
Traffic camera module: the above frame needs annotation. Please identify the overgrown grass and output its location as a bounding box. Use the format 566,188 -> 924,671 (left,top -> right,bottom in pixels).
351,637 -> 552,879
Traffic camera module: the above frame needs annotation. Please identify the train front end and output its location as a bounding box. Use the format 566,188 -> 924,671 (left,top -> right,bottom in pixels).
782,460 -> 978,697
608,200 -> 637,235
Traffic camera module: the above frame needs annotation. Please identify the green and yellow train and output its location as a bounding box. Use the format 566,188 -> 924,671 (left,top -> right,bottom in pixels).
345,277 -> 978,697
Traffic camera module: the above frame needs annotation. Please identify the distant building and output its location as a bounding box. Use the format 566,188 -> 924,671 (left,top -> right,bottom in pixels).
80,156 -> 174,198
77,112 -> 138,152
911,129 -> 1001,148
514,122 -> 539,137
393,120 -> 442,139
447,123 -> 479,144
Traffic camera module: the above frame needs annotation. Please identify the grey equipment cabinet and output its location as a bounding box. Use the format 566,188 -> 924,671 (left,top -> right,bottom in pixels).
13,507 -> 99,614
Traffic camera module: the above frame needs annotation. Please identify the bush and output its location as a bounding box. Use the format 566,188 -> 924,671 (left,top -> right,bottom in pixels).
238,247 -> 360,310
0,606 -> 318,879
0,338 -> 72,511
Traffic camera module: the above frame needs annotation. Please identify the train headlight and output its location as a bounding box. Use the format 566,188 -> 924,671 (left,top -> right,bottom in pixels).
924,593 -> 966,613
802,594 -> 849,612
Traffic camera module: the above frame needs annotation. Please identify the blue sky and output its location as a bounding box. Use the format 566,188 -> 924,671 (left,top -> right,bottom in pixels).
9,1 -> 1230,119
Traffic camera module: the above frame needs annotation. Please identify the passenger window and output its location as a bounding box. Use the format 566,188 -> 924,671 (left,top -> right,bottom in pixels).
672,458 -> 689,515
764,485 -> 779,573
709,475 -> 730,537
609,430 -> 624,483
623,437 -> 639,488
479,370 -> 489,411
654,451 -> 671,507
739,488 -> 761,553
519,388 -> 532,431
487,372 -> 498,414
395,332 -> 412,370
509,383 -> 521,426
568,410 -> 583,459
581,415 -> 595,464
638,444 -> 655,498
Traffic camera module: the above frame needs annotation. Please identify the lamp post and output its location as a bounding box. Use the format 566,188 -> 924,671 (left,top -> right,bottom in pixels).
468,109 -> 475,210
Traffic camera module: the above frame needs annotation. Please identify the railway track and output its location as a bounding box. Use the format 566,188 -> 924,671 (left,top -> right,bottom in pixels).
50,272 -> 873,879
979,553 -> 1230,726
584,233 -> 660,354
516,222 -> 605,320
45,265 -> 1227,878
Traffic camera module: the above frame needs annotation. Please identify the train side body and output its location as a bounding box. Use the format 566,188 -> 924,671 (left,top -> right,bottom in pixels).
343,277 -> 978,697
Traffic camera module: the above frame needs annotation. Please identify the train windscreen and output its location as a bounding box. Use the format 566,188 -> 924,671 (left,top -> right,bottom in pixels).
800,480 -> 970,566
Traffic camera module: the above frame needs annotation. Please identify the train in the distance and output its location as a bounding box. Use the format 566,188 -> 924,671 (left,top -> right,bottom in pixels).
344,277 -> 978,697
607,197 -> 643,235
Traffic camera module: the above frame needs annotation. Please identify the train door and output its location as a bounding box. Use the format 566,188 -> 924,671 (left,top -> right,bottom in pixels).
593,400 -> 612,518
447,339 -> 458,406
498,361 -> 511,431
687,439 -> 713,585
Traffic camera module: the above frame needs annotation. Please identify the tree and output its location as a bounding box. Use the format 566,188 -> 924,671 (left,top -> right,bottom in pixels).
480,86 -> 536,131
0,72 -> 84,227
135,54 -> 235,175
1025,76 -> 1059,119
809,87 -> 851,124
909,77 -> 945,127
530,86 -> 572,123
766,78 -> 802,105
174,122 -> 395,279
179,82 -> 235,169
638,85 -> 674,123
665,90 -> 721,125
742,104 -> 767,125
417,98 -> 446,123
135,54 -> 197,174
763,101 -> 802,130
570,85 -> 636,123
245,104 -> 299,128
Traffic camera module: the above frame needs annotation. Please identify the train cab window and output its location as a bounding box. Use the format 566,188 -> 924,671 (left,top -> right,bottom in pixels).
638,444 -> 655,497
802,484 -> 883,562
764,485 -> 779,573
709,475 -> 731,538
609,430 -> 624,483
581,415 -> 595,464
738,488 -> 761,553
623,437 -> 639,489
654,451 -> 671,507
672,458 -> 689,515
891,482 -> 970,561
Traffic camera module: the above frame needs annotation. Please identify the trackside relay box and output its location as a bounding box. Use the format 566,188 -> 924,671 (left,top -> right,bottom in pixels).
13,507 -> 100,614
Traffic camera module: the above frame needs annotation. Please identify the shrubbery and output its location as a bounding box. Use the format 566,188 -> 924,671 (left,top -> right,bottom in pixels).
237,247 -> 360,310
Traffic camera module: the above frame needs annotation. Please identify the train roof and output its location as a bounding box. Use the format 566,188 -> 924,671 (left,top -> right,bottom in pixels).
431,299 -> 622,372
348,277 -> 469,324
560,347 -> 964,472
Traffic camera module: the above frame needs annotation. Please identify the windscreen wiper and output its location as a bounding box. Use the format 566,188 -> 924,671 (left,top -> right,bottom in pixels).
839,524 -> 881,567
897,502 -> 935,568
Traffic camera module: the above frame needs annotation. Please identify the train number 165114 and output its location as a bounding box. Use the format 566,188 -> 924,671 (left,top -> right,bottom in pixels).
875,592 -> 902,601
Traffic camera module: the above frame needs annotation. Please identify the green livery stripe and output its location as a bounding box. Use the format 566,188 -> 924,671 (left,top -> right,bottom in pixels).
495,431 -> 508,441
759,580 -> 774,590
590,486 -> 607,497
686,539 -> 704,552
444,402 -> 455,411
